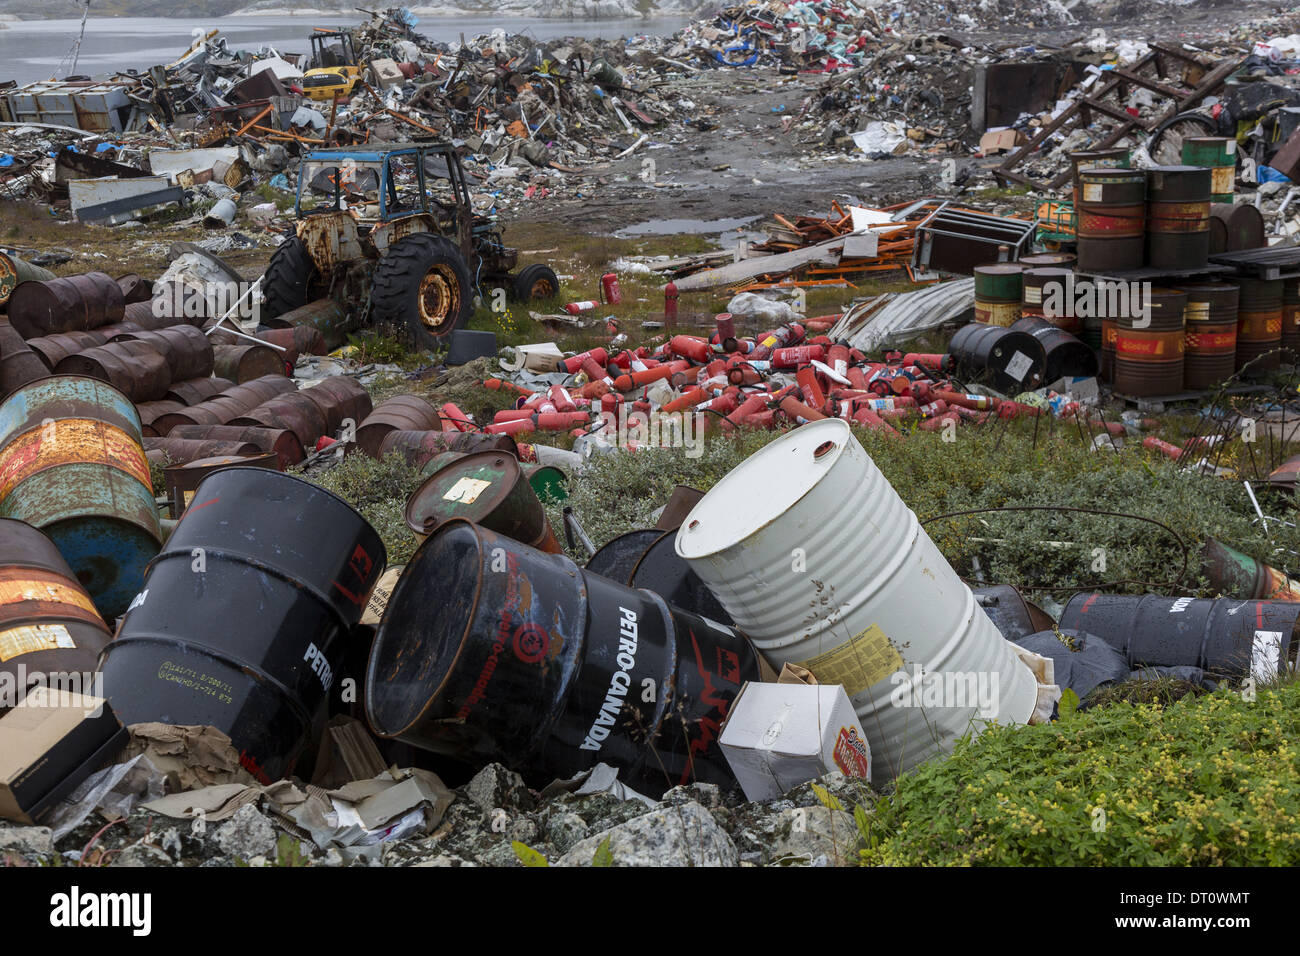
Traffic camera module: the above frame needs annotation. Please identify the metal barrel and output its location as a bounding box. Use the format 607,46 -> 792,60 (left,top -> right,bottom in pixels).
0,517 -> 113,714
355,395 -> 443,458
972,584 -> 1055,643
1201,537 -> 1300,601
1267,453 -> 1300,494
299,377 -> 373,438
1101,318 -> 1117,381
165,425 -> 305,469
262,297 -> 354,352
100,467 -> 386,784
124,299 -> 200,331
1020,267 -> 1076,332
1236,277 -> 1283,375
6,273 -> 124,339
55,339 -> 172,404
1284,279 -> 1300,355
257,325 -> 326,358
1181,137 -> 1237,202
114,273 -> 153,305
365,519 -> 760,796
230,393 -> 328,450
947,321 -> 1046,393
155,375 -> 297,433
25,329 -> 110,370
166,376 -> 236,406
163,453 -> 280,518
0,376 -> 162,620
136,399 -> 188,437
143,437 -> 262,465
212,343 -> 286,383
1008,315 -> 1099,382
1069,147 -> 1130,206
377,428 -> 517,469
0,252 -> 57,307
674,419 -> 1037,786
92,321 -> 141,339
0,321 -> 53,398
1209,203 -> 1264,253
628,529 -> 734,626
586,529 -> 665,583
1059,592 -> 1300,678
973,264 -> 1023,327
1018,252 -> 1076,267
1145,166 -> 1212,269
1075,167 -> 1146,272
522,462 -> 568,503
404,450 -> 561,553
109,326 -> 214,382
1177,282 -> 1238,388
1113,288 -> 1186,396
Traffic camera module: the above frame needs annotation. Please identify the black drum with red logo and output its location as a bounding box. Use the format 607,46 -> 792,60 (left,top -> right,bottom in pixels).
365,519 -> 761,796
99,468 -> 386,783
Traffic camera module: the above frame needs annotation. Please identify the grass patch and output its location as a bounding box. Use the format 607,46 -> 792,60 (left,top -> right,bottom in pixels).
301,452 -> 424,565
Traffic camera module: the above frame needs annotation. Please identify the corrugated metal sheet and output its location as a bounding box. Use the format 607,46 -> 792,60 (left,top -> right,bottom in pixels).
829,277 -> 975,352
4,81 -> 135,133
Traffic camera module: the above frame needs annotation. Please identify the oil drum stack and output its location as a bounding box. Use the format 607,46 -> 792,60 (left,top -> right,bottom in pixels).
1178,283 -> 1239,389
1235,277 -> 1284,375
1285,279 -> 1300,356
1112,289 -> 1188,397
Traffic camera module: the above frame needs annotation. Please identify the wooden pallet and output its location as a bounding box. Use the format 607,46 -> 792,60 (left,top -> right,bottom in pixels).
1209,246 -> 1300,281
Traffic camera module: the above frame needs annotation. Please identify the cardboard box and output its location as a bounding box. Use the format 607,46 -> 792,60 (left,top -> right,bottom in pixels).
719,682 -> 871,802
979,128 -> 1027,155
0,688 -> 127,825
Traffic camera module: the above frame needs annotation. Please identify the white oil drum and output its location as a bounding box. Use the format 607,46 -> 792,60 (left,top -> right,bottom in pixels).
675,418 -> 1036,785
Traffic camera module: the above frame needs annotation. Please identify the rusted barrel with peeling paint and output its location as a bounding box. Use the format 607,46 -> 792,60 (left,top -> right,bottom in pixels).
123,299 -> 199,331
136,400 -> 189,437
0,253 -> 57,307
0,517 -> 113,714
143,437 -> 262,465
1201,537 -> 1300,601
55,339 -> 172,403
1177,282 -> 1238,388
1059,592 -> 1300,678
1208,203 -> 1263,254
1181,137 -> 1236,202
0,321 -> 52,397
101,467 -> 386,784
300,377 -> 373,438
164,453 -> 280,518
0,376 -> 161,619
947,321 -> 1046,393
109,325 -> 214,381
6,273 -> 125,339
230,393 -> 329,450
114,274 -> 153,305
405,450 -> 561,552
212,343 -> 286,383
378,429 -> 516,468
258,326 -> 326,358
1009,315 -> 1099,382
1020,267 -> 1077,332
25,329 -> 111,370
355,396 -> 442,458
262,297 -> 353,352
1075,167 -> 1146,272
365,519 -> 760,796
1284,279 -> 1300,356
152,375 -> 296,433
166,376 -> 235,407
1145,166 -> 1212,269
165,424 -> 305,469
1113,288 -> 1186,396
1236,277 -> 1283,375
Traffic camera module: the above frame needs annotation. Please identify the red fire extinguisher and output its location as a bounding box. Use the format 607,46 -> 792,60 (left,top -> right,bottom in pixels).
600,272 -> 622,305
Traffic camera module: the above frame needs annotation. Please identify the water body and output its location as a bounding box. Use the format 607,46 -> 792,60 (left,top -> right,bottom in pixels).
0,15 -> 690,85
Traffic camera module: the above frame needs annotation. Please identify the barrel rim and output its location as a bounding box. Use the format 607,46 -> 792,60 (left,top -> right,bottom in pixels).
403,449 -> 524,536
189,465 -> 384,541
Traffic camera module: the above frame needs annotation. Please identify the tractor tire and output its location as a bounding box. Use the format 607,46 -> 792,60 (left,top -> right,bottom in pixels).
372,234 -> 473,350
262,235 -> 320,321
512,263 -> 560,302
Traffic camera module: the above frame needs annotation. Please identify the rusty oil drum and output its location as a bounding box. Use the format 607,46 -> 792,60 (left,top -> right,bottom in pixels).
972,263 -> 1023,327
231,392 -> 329,450
262,297 -> 354,352
1069,148 -> 1129,206
136,399 -> 188,437
1236,277 -> 1283,375
378,428 -> 517,469
0,376 -> 162,619
1201,537 -> 1300,602
212,343 -> 286,383
165,424 -> 305,470
152,375 -> 296,433
163,453 -> 280,518
1208,203 -> 1264,254
299,377 -> 373,438
109,325 -> 214,382
1144,166 -> 1212,269
1113,288 -> 1186,396
0,252 -> 57,307
5,272 -> 125,339
1020,267 -> 1076,332
1075,167 -> 1146,272
1284,278 -> 1300,357
100,467 -> 386,784
0,322 -> 51,398
354,395 -> 443,458
1181,137 -> 1236,202
143,437 -> 261,466
55,339 -> 172,403
1059,592 -> 1300,678
1177,282 -> 1238,388
167,376 -> 235,407
947,321 -> 1046,393
1008,315 -> 1099,382
404,450 -> 561,553
24,330 -> 110,370
364,519 -> 761,797
0,517 -> 113,714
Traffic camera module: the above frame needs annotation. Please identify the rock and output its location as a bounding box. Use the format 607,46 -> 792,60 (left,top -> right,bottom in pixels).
111,842 -> 175,867
659,782 -> 725,809
214,804 -> 277,860
464,763 -> 535,813
784,771 -> 877,811
413,854 -> 478,867
544,811 -> 589,854
556,801 -> 738,867
765,807 -> 859,866
0,825 -> 53,860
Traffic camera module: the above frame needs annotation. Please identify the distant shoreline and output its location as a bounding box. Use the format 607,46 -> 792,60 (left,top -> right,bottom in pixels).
0,8 -> 680,19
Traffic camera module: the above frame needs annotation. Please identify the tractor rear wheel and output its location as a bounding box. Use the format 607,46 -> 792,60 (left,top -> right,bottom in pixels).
512,263 -> 560,302
261,235 -> 323,321
371,234 -> 473,350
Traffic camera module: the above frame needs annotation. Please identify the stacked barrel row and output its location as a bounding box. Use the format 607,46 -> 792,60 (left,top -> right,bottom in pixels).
1074,164 -> 1215,272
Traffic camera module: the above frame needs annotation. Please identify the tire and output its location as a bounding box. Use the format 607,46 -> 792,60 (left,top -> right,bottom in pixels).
512,263 -> 560,302
262,235 -> 320,321
1147,112 -> 1217,167
371,234 -> 473,349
